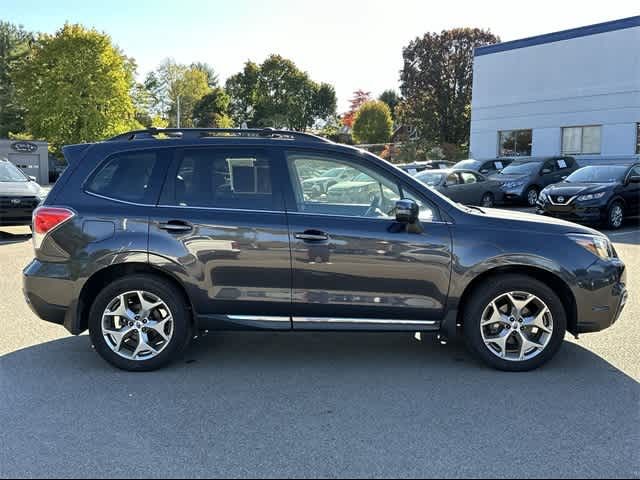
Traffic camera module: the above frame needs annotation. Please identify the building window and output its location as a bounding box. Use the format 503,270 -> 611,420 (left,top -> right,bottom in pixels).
498,130 -> 532,157
636,123 -> 640,155
562,126 -> 601,155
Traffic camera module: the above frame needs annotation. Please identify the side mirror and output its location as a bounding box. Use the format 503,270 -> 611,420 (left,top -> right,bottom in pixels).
29,176 -> 37,182
395,199 -> 419,224
480,169 -> 489,175
541,169 -> 552,175
629,176 -> 640,184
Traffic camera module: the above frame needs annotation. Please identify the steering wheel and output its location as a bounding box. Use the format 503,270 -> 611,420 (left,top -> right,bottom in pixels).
363,195 -> 382,217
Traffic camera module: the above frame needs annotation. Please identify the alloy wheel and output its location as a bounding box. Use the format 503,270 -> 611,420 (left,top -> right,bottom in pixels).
481,193 -> 495,208
610,205 -> 624,229
101,291 -> 174,361
480,291 -> 554,362
527,189 -> 538,206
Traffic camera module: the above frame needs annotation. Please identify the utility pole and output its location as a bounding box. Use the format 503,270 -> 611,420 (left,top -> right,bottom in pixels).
176,95 -> 181,128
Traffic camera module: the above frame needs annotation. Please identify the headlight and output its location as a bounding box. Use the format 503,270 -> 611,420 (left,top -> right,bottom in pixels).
568,234 -> 615,260
577,192 -> 606,202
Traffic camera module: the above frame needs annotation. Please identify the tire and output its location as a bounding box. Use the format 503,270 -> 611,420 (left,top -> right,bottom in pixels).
606,201 -> 624,230
89,274 -> 192,372
524,187 -> 539,207
463,274 -> 567,372
481,192 -> 495,208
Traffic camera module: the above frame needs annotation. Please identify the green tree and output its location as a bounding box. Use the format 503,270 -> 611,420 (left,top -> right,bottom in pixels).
400,28 -> 500,145
168,66 -> 210,127
13,23 -> 140,151
0,22 -> 33,137
191,62 -> 219,88
226,55 -> 337,130
352,100 -> 393,144
378,90 -> 400,120
193,88 -> 232,128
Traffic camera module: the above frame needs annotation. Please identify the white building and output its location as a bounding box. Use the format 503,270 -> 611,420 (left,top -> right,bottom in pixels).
470,16 -> 640,165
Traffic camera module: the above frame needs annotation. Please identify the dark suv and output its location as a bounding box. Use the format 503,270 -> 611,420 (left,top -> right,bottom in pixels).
23,129 -> 628,372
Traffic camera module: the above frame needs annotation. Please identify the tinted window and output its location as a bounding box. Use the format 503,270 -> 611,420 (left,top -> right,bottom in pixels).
566,166 -> 628,183
87,151 -> 159,203
416,171 -> 444,186
500,162 -> 539,175
453,160 -> 481,170
173,149 -> 275,210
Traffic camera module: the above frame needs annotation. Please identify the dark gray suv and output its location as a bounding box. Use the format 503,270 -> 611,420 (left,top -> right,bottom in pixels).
23,129 -> 628,372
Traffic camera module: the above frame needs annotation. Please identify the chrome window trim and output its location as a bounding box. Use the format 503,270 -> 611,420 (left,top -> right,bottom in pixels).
293,317 -> 437,326
227,315 -> 291,323
85,191 -> 156,207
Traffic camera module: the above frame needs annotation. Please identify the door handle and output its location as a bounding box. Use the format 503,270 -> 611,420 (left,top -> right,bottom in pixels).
159,221 -> 193,233
295,230 -> 329,242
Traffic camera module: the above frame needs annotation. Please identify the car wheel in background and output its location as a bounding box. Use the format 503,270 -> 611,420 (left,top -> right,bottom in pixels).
463,274 -> 567,372
606,202 -> 624,230
88,275 -> 192,372
481,193 -> 495,208
525,187 -> 539,207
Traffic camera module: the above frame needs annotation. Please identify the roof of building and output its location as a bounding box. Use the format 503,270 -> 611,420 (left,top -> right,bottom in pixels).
475,15 -> 640,57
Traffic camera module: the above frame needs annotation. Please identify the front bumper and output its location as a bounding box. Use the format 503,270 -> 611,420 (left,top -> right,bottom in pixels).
538,200 -> 605,224
572,257 -> 627,334
23,259 -> 80,334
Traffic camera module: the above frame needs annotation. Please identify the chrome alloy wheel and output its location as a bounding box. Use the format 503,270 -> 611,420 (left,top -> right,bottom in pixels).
480,291 -> 553,362
101,291 -> 174,361
527,189 -> 538,206
610,204 -> 624,229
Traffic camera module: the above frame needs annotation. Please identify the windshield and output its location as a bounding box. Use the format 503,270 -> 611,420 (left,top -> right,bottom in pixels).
500,162 -> 539,175
565,166 -> 627,183
416,172 -> 444,187
0,161 -> 28,182
453,160 -> 481,170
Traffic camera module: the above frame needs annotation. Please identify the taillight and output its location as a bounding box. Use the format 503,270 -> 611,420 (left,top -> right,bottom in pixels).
32,207 -> 75,249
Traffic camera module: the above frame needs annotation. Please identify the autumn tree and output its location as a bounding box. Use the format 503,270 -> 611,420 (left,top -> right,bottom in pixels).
342,89 -> 371,128
352,100 -> 393,144
400,28 -> 500,146
14,23 -> 140,151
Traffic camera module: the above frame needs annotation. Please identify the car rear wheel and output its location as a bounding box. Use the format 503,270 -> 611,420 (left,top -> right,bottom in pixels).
481,192 -> 495,208
463,274 -> 566,371
89,275 -> 192,372
606,202 -> 624,230
525,187 -> 539,207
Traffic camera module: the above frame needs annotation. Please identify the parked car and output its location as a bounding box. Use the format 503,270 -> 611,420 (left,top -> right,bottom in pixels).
398,161 -> 455,175
452,159 -> 513,176
48,154 -> 67,184
24,128 -> 627,373
538,163 -> 640,229
415,169 -> 503,207
492,156 -> 580,206
0,158 -> 47,228
301,166 -> 358,199
326,171 -> 399,207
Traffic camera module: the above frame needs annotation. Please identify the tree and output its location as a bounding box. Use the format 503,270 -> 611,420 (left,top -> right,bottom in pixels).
193,88 -> 232,128
0,22 -> 33,137
13,23 -> 140,152
225,55 -> 337,130
225,61 -> 260,126
168,66 -> 210,127
191,62 -> 219,88
378,90 -> 400,120
352,100 -> 393,144
400,28 -> 499,146
342,89 -> 371,128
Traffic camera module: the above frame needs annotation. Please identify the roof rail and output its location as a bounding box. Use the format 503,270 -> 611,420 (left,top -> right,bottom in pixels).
107,127 -> 332,144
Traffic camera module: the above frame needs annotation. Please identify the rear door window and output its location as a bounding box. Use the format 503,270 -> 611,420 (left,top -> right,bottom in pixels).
169,148 -> 279,211
86,151 -> 162,204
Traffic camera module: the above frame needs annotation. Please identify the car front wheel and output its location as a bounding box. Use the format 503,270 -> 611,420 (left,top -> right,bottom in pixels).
463,274 -> 567,371
606,202 -> 624,230
481,192 -> 495,208
89,275 -> 192,372
525,187 -> 539,207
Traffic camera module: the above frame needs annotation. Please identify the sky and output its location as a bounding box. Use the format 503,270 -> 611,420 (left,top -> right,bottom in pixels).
2,0 -> 639,112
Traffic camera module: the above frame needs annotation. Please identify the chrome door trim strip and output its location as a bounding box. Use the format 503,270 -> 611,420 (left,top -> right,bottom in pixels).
293,317 -> 437,326
227,315 -> 291,323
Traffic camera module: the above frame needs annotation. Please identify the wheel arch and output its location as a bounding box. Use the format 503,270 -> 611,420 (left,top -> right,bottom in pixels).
456,265 -> 578,335
75,262 -> 195,335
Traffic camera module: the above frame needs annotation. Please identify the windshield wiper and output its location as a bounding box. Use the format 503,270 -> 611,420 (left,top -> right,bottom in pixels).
464,205 -> 485,214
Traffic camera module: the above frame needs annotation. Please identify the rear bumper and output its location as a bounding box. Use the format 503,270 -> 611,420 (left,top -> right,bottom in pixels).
23,259 -> 81,334
572,258 -> 628,334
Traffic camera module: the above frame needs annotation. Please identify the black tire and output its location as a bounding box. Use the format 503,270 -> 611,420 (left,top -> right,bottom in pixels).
524,187 -> 539,207
463,274 -> 567,372
606,201 -> 624,230
481,192 -> 495,208
89,274 -> 192,372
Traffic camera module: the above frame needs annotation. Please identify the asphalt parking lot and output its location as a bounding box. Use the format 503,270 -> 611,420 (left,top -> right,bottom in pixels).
0,218 -> 638,479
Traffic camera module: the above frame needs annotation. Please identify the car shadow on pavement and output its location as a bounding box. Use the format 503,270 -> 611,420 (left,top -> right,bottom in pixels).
0,230 -> 32,245
1,333 -> 638,478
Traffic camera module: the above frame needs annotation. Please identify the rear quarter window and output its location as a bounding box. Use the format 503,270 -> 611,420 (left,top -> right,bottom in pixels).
86,151 -> 161,204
